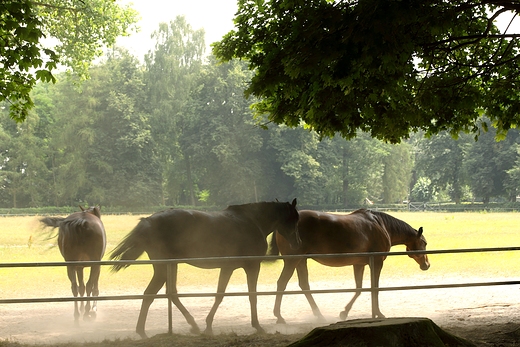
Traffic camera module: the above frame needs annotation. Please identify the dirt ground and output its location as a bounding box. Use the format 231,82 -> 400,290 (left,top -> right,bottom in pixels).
1,276 -> 519,346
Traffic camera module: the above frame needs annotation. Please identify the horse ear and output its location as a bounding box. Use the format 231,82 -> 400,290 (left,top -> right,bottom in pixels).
291,198 -> 297,207
417,227 -> 423,237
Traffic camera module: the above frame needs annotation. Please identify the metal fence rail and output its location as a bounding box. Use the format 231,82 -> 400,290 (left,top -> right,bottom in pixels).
1,247 -> 519,334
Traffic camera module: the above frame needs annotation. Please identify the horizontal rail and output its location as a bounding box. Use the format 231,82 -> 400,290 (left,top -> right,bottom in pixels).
2,279 -> 520,305
1,246 -> 519,333
1,246 -> 520,268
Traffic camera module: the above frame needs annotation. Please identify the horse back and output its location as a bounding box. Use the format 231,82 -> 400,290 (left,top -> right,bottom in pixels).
276,210 -> 391,265
144,208 -> 267,262
59,211 -> 106,262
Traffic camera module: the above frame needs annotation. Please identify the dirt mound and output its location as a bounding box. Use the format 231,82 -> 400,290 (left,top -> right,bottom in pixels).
287,318 -> 476,347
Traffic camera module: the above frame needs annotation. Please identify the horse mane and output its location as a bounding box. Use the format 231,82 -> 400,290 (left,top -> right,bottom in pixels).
365,209 -> 415,234
225,201 -> 286,218
226,201 -> 274,211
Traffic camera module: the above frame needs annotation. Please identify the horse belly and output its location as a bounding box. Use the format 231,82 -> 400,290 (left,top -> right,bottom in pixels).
313,256 -> 368,267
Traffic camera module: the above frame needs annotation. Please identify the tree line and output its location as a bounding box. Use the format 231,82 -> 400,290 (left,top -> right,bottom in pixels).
1,17 -> 519,210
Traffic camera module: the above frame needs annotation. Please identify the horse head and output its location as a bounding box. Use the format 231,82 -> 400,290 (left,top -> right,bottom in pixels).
276,198 -> 301,250
405,227 -> 430,271
80,205 -> 102,219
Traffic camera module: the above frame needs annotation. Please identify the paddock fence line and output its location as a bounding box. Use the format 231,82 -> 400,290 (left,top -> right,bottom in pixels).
1,247 -> 519,335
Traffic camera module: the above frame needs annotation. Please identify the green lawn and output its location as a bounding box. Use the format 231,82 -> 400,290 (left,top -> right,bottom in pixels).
0,211 -> 519,299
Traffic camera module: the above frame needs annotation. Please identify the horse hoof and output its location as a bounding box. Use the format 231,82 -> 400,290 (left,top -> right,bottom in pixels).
204,328 -> 213,336
339,311 -> 348,320
137,330 -> 148,339
276,318 -> 287,324
255,326 -> 266,334
190,325 -> 201,334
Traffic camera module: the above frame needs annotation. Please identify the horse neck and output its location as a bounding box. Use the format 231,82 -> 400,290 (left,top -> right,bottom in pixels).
387,224 -> 417,246
251,202 -> 288,237
374,212 -> 417,246
227,202 -> 280,237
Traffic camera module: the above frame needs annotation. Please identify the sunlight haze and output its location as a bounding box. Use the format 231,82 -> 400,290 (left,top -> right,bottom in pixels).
117,0 -> 238,59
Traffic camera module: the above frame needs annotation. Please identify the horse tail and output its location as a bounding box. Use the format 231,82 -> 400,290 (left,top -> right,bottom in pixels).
266,232 -> 280,256
40,216 -> 66,229
110,218 -> 150,272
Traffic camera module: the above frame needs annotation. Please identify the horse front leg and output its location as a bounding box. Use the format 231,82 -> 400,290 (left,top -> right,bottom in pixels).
370,258 -> 385,318
244,262 -> 265,334
340,264 -> 365,320
204,267 -> 234,335
85,265 -> 101,320
296,259 -> 325,322
66,266 -> 80,323
273,258 -> 299,324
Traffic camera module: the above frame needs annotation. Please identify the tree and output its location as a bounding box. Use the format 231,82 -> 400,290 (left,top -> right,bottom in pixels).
44,49 -> 161,207
1,0 -> 138,122
413,132 -> 471,203
465,120 -> 519,203
190,60 -> 269,205
269,125 -> 324,205
214,0 -> 520,143
381,143 -> 413,204
144,17 -> 205,206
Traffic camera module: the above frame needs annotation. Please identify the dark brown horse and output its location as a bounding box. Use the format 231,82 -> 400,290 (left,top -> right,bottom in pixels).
40,206 -> 106,323
110,199 -> 300,338
270,209 -> 429,324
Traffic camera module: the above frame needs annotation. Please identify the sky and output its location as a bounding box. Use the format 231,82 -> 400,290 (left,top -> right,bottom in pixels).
116,0 -> 238,59
115,1 -> 520,61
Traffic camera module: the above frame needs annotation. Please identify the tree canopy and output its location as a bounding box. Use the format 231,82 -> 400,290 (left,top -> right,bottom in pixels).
214,0 -> 520,143
1,0 -> 138,122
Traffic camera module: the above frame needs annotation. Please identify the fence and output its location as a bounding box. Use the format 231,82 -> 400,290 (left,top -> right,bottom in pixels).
1,247 -> 519,334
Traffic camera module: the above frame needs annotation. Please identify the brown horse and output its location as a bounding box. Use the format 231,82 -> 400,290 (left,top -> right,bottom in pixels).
110,199 -> 300,338
40,206 -> 106,323
270,209 -> 429,324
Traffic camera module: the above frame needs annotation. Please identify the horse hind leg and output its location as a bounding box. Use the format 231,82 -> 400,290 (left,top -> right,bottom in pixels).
138,264 -> 200,339
85,265 -> 101,320
340,264 -> 365,320
204,267 -> 234,335
76,267 -> 90,320
166,264 -> 200,335
66,266 -> 80,324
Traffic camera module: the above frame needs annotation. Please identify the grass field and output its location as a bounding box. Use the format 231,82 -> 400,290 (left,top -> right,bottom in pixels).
0,211 -> 519,300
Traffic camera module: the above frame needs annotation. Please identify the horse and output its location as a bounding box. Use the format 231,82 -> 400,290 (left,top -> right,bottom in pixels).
270,208 -> 430,324
40,205 -> 106,323
110,199 -> 300,338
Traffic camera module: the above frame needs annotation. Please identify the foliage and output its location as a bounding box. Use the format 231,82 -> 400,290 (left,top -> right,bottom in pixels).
413,131 -> 471,203
411,177 -> 433,202
0,0 -> 138,122
144,16 -> 205,206
214,0 -> 520,143
2,16 -> 520,208
464,119 -> 520,203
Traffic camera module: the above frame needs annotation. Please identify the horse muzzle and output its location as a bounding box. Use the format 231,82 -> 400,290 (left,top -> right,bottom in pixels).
419,255 -> 430,271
